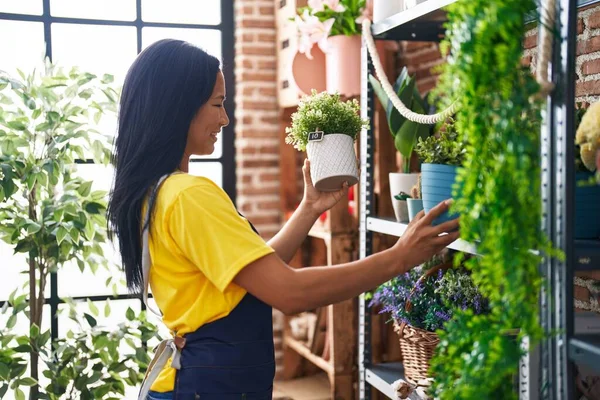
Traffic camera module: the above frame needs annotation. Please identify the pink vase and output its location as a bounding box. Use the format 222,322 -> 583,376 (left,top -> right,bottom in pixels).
291,46 -> 327,96
325,35 -> 362,97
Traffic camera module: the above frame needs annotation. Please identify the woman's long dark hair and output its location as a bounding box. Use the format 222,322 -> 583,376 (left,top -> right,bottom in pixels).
107,39 -> 220,292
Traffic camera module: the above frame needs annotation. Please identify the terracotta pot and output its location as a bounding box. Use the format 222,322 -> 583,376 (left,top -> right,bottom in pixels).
326,35 -> 361,97
291,46 -> 327,96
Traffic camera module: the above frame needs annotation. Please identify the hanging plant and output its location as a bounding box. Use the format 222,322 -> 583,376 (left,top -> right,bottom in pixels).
428,1 -> 560,399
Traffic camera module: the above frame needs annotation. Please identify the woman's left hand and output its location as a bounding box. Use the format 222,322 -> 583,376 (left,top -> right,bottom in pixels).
301,158 -> 349,217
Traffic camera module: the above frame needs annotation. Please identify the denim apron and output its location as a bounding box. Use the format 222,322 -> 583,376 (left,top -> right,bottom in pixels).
138,175 -> 275,400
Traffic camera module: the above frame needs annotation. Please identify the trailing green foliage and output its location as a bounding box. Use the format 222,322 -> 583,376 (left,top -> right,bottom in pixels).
285,90 -> 368,152
415,119 -> 465,166
368,68 -> 432,172
428,2 -> 558,399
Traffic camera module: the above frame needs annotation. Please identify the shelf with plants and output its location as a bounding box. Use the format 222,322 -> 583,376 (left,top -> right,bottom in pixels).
360,0 -> 600,399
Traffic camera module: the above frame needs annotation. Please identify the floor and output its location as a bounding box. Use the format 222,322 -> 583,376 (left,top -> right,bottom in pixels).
273,373 -> 331,400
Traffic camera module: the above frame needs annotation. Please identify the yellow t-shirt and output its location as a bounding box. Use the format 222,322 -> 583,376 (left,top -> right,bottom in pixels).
146,173 -> 275,392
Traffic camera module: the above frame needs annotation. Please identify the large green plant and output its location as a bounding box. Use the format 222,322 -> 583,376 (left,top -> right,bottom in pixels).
0,61 -> 158,399
428,2 -> 558,399
368,68 -> 432,173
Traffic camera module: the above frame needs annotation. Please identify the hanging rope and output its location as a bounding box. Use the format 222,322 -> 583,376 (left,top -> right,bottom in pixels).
536,0 -> 557,97
361,0 -> 556,123
361,19 -> 458,125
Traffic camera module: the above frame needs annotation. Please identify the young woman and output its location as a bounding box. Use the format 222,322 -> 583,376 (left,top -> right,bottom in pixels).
107,39 -> 459,400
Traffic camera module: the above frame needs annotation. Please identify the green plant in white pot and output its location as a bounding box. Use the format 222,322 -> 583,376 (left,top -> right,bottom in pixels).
285,90 -> 368,192
368,67 -> 433,222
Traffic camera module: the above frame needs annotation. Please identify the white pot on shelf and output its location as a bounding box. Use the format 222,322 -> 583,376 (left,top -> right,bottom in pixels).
373,0 -> 404,22
389,172 -> 419,222
307,133 -> 359,192
403,0 -> 428,10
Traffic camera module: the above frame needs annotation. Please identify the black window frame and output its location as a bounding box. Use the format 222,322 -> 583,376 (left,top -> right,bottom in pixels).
0,0 -> 235,340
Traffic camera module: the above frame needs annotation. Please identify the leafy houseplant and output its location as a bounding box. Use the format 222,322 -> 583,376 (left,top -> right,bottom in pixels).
414,119 -> 465,225
285,90 -> 368,191
370,254 -> 489,382
368,67 -> 432,222
427,1 -> 560,398
0,62 -> 159,398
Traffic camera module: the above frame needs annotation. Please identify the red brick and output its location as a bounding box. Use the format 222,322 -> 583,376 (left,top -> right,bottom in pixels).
241,159 -> 279,168
239,186 -> 279,195
405,49 -> 443,67
240,58 -> 253,68
241,72 -> 276,82
419,78 -> 438,95
259,6 -> 274,15
257,60 -> 276,70
578,18 -> 584,34
258,200 -> 280,209
575,79 -> 600,97
259,114 -> 279,124
258,145 -> 279,154
242,87 -> 255,96
241,32 -> 254,42
237,19 -> 275,29
241,115 -> 253,124
258,86 -> 277,96
241,175 -> 252,183
404,41 -> 432,53
588,10 -> 600,29
522,55 -> 532,67
239,45 -> 276,56
241,5 -> 253,15
259,174 -> 279,183
524,34 -> 538,49
241,147 -> 257,155
582,59 -> 600,76
577,36 -> 600,55
239,101 -> 277,111
258,33 -> 276,42
239,203 -> 252,213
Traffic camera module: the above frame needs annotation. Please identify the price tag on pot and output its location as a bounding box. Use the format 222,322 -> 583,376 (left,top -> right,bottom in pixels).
308,131 -> 324,142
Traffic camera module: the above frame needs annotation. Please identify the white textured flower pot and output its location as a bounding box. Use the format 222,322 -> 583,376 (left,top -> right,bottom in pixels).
389,173 -> 419,222
306,134 -> 359,192
373,0 -> 404,22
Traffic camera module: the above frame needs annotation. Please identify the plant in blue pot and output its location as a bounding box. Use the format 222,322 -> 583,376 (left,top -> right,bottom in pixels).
368,67 -> 433,222
414,118 -> 466,225
574,102 -> 600,239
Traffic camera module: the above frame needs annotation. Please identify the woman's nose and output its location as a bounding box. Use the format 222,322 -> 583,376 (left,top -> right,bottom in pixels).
221,110 -> 230,128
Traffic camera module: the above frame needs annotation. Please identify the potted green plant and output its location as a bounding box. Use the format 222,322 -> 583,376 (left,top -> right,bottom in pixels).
407,174 -> 423,222
415,118 -> 465,225
292,0 -> 370,97
368,67 -> 433,221
575,102 -> 600,239
285,90 -> 368,191
0,62 -> 160,399
369,253 -> 490,383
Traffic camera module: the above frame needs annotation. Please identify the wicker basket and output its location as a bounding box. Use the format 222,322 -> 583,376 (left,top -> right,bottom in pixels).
393,261 -> 452,383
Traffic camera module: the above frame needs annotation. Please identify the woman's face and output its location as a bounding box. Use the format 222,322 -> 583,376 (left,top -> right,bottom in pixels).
183,71 -> 229,158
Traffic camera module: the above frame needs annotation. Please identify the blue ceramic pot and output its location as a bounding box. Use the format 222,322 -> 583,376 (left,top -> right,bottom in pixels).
421,163 -> 459,226
407,198 -> 424,222
575,172 -> 600,239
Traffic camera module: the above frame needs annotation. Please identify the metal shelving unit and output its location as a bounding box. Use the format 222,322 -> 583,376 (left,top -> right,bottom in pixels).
358,0 -> 600,399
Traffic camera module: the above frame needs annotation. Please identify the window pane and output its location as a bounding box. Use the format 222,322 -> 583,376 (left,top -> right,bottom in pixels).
58,299 -> 140,336
50,0 -> 136,21
142,27 -> 222,61
142,0 -> 220,25
52,23 -> 137,86
0,21 -> 45,77
0,242 -> 51,300
0,0 -> 42,15
0,305 -> 51,335
188,162 -> 222,187
57,164 -> 127,297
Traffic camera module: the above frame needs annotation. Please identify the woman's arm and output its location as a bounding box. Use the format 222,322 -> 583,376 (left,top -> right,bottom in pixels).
267,159 -> 348,264
235,200 -> 460,315
266,201 -> 320,264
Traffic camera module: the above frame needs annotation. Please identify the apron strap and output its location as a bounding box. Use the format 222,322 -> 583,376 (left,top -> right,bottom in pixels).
138,174 -> 184,400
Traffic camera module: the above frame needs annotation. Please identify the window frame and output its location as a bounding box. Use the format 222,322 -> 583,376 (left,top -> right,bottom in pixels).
0,0 -> 236,340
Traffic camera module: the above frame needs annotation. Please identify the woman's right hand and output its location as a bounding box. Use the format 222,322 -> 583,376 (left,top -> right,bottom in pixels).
392,199 -> 460,270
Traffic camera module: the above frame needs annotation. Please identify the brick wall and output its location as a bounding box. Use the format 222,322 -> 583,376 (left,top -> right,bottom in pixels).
233,0 -> 286,378
399,4 -> 600,105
